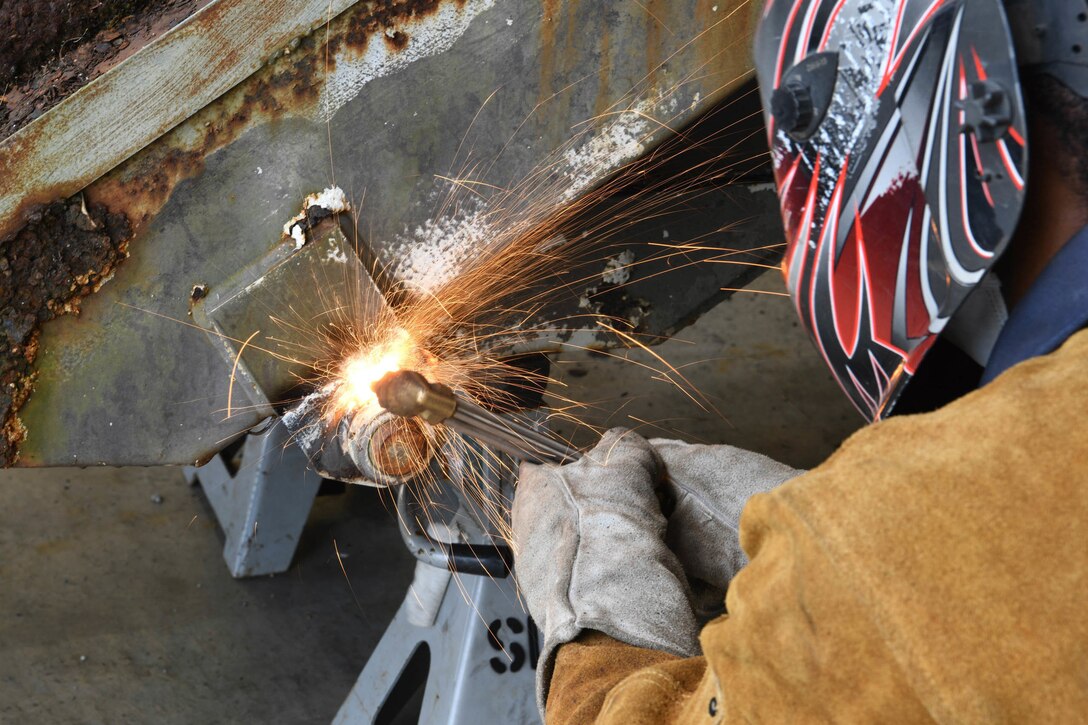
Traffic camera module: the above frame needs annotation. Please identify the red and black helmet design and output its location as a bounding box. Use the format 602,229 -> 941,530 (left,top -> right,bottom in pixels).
755,0 -> 1028,420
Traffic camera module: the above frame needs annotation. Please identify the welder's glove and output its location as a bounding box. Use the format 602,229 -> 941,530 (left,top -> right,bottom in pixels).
652,438 -> 802,604
512,429 -> 700,716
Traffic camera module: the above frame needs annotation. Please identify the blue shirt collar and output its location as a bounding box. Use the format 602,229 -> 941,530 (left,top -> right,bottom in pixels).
981,224 -> 1088,385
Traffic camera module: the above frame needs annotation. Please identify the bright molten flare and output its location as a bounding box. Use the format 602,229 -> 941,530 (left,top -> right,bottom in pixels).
335,328 -> 418,415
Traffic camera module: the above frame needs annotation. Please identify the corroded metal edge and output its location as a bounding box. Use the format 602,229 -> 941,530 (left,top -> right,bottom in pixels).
0,0 -> 359,240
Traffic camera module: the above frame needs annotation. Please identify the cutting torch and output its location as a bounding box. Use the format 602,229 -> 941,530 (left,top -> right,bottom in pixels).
372,370 -> 581,465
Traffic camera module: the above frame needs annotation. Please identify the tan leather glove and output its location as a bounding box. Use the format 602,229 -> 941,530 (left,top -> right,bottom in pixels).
652,438 -> 802,609
512,429 -> 700,717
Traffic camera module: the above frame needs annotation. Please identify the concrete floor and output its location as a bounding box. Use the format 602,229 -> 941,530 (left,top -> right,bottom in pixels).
0,470 -> 414,724
0,271 -> 861,724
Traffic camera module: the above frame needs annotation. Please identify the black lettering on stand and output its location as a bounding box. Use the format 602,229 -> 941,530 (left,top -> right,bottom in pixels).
487,616 -> 542,674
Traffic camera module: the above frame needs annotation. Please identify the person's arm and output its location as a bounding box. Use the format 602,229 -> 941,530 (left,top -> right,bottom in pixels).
544,487 -> 932,724
512,430 -> 702,719
546,632 -> 702,723
543,328 -> 1088,723
513,431 -> 803,722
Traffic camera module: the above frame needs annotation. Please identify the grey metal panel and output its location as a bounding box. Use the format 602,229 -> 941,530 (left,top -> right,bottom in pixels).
13,0 -> 768,466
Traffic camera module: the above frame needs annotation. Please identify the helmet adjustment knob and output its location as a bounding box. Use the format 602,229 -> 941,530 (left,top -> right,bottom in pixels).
770,52 -> 839,141
771,79 -> 815,136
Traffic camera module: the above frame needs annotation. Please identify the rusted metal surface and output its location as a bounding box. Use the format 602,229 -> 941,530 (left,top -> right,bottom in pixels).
0,0 -> 360,241
10,0 -> 770,467
79,0 -> 505,233
367,418 -> 431,479
0,0 -> 209,139
0,1 -> 158,90
0,197 -> 131,466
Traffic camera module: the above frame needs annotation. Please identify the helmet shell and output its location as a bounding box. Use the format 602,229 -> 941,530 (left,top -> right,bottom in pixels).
755,0 -> 1028,420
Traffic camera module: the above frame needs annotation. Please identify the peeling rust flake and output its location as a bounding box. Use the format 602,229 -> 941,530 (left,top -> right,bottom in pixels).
342,0 -> 466,51
0,197 -> 131,466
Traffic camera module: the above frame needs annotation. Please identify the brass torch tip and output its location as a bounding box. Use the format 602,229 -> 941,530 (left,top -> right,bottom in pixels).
372,370 -> 428,417
372,370 -> 457,424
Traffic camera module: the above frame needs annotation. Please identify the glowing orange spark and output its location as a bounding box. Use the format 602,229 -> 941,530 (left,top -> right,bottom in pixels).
333,327 -> 420,416
227,329 -> 262,420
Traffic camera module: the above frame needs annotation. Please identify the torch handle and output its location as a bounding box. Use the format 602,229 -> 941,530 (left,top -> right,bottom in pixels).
449,399 -> 580,465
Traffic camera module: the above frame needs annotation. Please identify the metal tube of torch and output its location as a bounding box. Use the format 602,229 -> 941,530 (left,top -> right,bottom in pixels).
372,370 -> 581,465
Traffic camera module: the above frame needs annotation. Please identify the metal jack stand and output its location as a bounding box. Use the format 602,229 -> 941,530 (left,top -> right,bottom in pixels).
335,562 -> 539,724
334,447 -> 541,725
187,419 -> 541,723
183,423 -> 322,578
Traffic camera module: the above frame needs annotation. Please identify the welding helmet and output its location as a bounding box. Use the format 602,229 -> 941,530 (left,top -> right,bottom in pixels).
753,0 -> 1088,420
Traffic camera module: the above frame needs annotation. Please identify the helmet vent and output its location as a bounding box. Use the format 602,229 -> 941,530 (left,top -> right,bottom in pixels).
959,80 -> 1014,142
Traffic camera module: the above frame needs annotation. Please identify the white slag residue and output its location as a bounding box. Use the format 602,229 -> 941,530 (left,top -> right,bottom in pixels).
327,246 -> 349,264
288,225 -> 307,250
391,205 -> 491,293
283,186 -> 351,250
308,186 -> 350,213
319,0 -> 495,122
601,250 -> 635,285
560,100 -> 654,202
281,389 -> 326,452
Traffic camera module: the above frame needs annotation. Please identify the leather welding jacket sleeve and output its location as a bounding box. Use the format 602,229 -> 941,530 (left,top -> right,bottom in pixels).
545,327 -> 1088,724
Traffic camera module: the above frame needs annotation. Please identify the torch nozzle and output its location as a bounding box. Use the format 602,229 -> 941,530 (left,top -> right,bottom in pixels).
372,369 -> 581,465
373,370 -> 457,424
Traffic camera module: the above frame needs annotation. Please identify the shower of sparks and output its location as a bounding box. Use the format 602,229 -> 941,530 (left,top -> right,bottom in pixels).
235,0 -> 781,579
98,1 -> 788,631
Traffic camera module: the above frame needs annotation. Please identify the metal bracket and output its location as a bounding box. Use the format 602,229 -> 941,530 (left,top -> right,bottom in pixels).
395,484 -> 513,579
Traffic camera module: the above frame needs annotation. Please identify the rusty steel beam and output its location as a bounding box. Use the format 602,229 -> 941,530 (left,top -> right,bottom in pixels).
6,0 -> 770,467
0,0 -> 359,240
